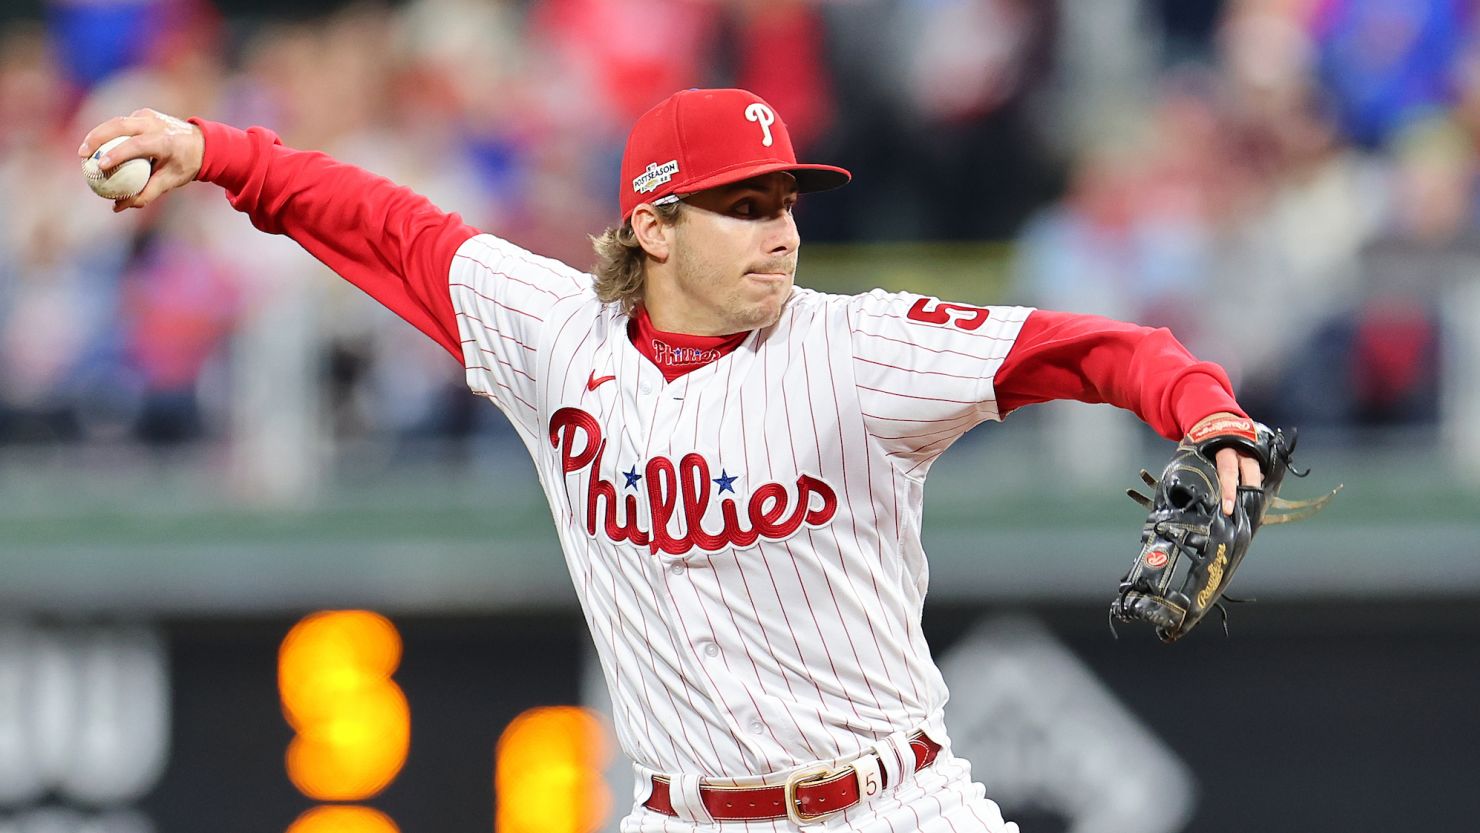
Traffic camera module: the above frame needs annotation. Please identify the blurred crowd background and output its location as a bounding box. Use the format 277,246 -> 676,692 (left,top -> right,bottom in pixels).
0,0 -> 1472,455
3,5 -> 1478,833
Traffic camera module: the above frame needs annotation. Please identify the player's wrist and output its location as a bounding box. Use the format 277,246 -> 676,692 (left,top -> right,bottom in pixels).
1165,366 -> 1243,438
183,122 -> 205,182
188,118 -> 258,190
185,118 -> 219,183
1187,411 -> 1255,444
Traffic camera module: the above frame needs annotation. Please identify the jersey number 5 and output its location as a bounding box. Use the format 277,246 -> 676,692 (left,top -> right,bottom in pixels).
906,298 -> 990,331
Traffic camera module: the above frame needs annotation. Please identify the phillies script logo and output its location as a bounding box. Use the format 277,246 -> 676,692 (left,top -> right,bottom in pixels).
651,339 -> 723,366
550,407 -> 838,555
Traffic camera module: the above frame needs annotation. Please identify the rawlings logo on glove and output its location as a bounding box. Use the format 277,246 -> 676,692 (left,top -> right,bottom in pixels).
1110,420 -> 1340,643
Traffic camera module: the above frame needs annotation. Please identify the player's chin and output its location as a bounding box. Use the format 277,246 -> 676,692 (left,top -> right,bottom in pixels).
724,291 -> 787,331
749,295 -> 791,329
733,270 -> 789,312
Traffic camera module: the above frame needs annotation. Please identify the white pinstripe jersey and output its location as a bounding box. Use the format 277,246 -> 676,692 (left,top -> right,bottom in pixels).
451,233 -> 1032,788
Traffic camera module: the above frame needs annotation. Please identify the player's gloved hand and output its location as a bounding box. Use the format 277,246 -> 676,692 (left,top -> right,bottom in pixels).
78,108 -> 204,213
1192,411 -> 1265,515
1110,416 -> 1340,642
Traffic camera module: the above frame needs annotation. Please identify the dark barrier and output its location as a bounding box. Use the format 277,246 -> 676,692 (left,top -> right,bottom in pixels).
928,600 -> 1480,833
0,601 -> 1472,833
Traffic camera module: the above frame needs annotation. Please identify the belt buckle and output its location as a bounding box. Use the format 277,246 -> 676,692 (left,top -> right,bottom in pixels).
783,765 -> 836,825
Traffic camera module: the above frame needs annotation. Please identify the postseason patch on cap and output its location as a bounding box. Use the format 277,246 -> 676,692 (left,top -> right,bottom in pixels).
633,160 -> 680,194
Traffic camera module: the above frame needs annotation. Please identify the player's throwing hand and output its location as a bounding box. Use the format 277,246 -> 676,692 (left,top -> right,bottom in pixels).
78,108 -> 204,212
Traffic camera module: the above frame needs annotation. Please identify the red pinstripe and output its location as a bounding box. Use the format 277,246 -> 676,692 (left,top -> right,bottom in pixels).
616,358 -> 699,768
899,437 -> 962,478
707,355 -> 792,769
470,385 -> 534,412
656,367 -> 746,763
605,536 -> 670,761
753,322 -> 845,750
854,355 -> 982,381
861,412 -> 978,425
775,314 -> 871,727
672,374 -> 765,746
850,328 -> 994,361
451,255 -> 565,298
454,312 -> 535,351
870,423 -> 978,442
465,347 -> 535,381
721,351 -> 822,763
449,282 -> 544,321
548,309 -> 597,410
857,384 -> 979,405
502,244 -> 591,293
635,352 -> 724,767
460,236 -> 590,289
824,304 -> 910,696
833,302 -> 925,708
797,305 -> 887,717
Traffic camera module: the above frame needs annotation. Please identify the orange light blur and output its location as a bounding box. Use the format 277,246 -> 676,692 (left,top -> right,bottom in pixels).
286,805 -> 400,833
495,706 -> 613,833
279,611 -> 410,801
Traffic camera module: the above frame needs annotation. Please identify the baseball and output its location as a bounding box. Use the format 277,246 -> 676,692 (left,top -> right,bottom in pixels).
82,136 -> 151,200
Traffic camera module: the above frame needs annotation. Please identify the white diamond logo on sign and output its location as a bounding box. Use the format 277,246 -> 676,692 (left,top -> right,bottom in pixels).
939,616 -> 1196,833
744,103 -> 775,147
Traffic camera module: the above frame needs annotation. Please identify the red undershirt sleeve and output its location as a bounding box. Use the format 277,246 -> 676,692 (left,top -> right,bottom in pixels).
993,309 -> 1246,440
190,118 -> 479,360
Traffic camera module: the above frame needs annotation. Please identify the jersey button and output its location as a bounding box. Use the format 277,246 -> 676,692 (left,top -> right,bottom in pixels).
639,382 -> 654,394
747,721 -> 765,735
702,641 -> 720,658
669,563 -> 685,576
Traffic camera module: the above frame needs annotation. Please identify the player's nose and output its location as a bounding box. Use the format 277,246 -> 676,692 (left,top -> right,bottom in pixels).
766,209 -> 800,256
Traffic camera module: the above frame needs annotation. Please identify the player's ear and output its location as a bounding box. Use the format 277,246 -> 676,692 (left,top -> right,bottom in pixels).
630,203 -> 673,262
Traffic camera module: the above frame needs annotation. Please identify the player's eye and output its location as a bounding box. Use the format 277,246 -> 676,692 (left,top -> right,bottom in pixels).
730,196 -> 796,219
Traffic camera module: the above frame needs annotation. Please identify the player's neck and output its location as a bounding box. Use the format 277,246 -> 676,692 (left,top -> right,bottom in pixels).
629,307 -> 747,382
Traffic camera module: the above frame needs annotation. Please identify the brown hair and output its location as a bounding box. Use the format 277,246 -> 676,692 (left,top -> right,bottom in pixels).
590,202 -> 683,314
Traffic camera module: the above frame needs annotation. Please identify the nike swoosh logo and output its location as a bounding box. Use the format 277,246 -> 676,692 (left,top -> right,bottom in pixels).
587,371 -> 617,392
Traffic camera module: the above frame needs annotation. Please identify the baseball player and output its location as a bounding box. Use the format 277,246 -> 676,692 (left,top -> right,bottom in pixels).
81,90 -> 1263,832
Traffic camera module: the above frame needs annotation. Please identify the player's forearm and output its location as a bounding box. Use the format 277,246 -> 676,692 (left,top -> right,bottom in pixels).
191,119 -> 477,359
994,309 -> 1245,440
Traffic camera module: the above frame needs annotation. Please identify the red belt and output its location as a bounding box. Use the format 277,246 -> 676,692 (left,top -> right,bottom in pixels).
644,732 -> 942,824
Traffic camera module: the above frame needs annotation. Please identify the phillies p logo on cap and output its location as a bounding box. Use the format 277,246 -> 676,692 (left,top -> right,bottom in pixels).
744,103 -> 776,147
618,88 -> 851,221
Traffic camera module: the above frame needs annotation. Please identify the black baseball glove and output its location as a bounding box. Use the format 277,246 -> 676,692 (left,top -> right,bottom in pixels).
1110,418 -> 1340,643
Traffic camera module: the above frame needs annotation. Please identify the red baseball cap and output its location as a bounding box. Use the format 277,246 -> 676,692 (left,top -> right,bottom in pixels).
619,88 -> 851,221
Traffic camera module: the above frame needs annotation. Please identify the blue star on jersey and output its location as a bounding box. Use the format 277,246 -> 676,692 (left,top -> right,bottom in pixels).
623,466 -> 642,489
712,469 -> 738,494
